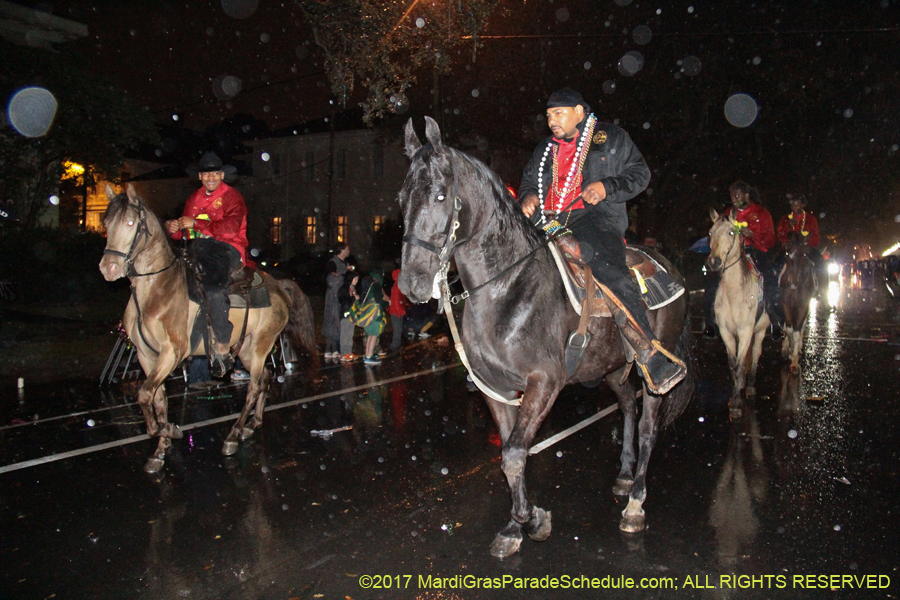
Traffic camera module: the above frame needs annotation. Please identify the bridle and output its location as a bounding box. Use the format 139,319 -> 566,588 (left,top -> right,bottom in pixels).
711,215 -> 744,273
102,196 -> 176,278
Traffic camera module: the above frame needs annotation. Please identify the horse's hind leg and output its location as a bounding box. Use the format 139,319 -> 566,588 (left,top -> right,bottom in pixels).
222,389 -> 257,456
620,389 -> 662,533
606,368 -> 637,496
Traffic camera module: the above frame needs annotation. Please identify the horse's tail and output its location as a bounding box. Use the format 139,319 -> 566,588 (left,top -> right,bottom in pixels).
279,278 -> 319,377
659,315 -> 696,429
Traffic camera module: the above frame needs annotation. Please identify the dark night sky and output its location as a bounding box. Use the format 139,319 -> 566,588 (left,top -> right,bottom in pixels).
37,0 -> 900,253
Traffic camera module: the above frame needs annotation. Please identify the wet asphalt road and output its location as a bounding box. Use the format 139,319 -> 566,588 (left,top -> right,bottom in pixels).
2,283 -> 900,600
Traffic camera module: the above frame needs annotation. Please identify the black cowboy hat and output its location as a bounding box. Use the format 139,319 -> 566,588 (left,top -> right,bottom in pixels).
186,151 -> 237,176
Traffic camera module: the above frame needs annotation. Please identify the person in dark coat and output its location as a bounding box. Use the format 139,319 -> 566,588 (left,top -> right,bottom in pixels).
519,88 -> 685,395
323,243 -> 350,359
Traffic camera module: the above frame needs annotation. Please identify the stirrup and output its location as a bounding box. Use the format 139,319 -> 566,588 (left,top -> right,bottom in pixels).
210,352 -> 234,378
636,340 -> 686,395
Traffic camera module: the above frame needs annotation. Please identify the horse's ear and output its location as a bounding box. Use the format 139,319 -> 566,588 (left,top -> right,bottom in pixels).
709,207 -> 719,222
404,118 -> 422,157
105,184 -> 117,201
424,116 -> 443,153
126,183 -> 140,206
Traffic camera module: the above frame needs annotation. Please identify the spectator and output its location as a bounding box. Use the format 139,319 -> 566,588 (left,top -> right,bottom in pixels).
388,269 -> 410,351
338,264 -> 360,362
358,269 -> 389,365
323,243 -> 350,360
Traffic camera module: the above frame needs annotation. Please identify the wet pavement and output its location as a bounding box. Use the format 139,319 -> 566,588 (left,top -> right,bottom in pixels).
1,282 -> 900,599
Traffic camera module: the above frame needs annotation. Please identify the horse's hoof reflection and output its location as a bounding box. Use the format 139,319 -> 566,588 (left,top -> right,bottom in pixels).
613,478 -> 633,496
222,440 -> 239,456
144,458 -> 165,474
729,407 -> 744,421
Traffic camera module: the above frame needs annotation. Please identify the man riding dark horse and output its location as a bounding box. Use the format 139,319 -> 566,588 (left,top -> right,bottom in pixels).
519,88 -> 686,395
164,152 -> 251,377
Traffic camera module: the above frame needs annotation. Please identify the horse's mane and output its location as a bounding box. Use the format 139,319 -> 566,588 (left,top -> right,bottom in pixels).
437,145 -> 543,246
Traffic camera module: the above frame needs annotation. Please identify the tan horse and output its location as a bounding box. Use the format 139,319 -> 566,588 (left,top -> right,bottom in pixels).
707,208 -> 770,418
779,233 -> 817,374
99,185 -> 316,473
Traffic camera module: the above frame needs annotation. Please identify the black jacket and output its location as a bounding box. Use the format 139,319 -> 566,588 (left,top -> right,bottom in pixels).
520,118 -> 651,235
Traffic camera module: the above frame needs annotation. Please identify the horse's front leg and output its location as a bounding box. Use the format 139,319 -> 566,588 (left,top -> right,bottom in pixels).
745,321 -> 767,398
485,379 -> 557,558
620,390 -> 661,532
607,367 -> 637,496
139,347 -> 183,474
719,327 -> 746,417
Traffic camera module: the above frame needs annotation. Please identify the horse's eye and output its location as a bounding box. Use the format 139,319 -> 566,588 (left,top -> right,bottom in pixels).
127,220 -> 135,227
436,194 -> 445,202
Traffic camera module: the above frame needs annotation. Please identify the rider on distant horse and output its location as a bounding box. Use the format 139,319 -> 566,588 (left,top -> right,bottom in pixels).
519,88 -> 686,395
706,181 -> 784,341
164,152 -> 250,377
776,194 -> 826,293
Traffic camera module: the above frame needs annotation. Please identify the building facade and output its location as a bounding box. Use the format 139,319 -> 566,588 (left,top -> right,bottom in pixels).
240,127 -> 408,264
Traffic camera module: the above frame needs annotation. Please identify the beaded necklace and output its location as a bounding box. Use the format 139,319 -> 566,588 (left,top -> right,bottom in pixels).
789,210 -> 807,234
537,114 -> 597,214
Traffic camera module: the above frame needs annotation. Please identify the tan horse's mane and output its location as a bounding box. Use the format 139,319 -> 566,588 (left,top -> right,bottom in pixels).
102,191 -> 166,237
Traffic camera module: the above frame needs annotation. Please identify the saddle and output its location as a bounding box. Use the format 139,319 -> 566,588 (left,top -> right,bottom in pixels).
548,233 -> 685,319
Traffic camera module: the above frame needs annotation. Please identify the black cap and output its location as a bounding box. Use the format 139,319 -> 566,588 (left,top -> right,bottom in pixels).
187,152 -> 236,176
547,88 -> 590,113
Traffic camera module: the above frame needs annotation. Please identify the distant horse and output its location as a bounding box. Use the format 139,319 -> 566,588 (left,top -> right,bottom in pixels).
707,209 -> 770,417
779,232 -> 817,373
99,185 -> 316,473
399,117 -> 695,557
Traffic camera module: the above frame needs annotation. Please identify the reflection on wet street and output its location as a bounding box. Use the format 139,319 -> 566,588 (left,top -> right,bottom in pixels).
2,280 -> 900,599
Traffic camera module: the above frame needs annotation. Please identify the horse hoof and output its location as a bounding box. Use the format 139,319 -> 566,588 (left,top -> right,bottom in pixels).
613,478 -> 633,496
619,512 -> 646,533
222,441 -> 239,456
490,533 -> 523,558
240,427 -> 255,441
144,458 -> 165,474
525,508 -> 552,542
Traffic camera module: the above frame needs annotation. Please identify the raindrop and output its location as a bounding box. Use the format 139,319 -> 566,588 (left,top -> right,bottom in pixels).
411,455 -> 417,461
260,33 -> 270,43
206,27 -> 214,36
617,51 -> 644,76
7,87 -> 58,137
282,503 -> 289,510
453,108 -> 461,115
614,0 -> 632,5
843,108 -> 854,118
221,0 -> 258,19
378,456 -> 385,463
49,195 -> 60,206
261,466 -> 269,473
602,80 -> 617,94
416,17 -> 425,28
263,105 -> 270,113
777,526 -> 785,533
556,450 -> 563,458
213,75 -> 242,99
787,429 -> 798,439
833,524 -> 841,531
687,5 -> 695,13
583,61 -> 592,70
752,56 -> 762,65
642,122 -> 650,129
250,248 -> 260,257
556,8 -> 569,21
724,93 -> 758,128
471,88 -> 480,97
87,419 -> 95,427
441,467 -> 449,475
261,152 -> 270,161
277,375 -> 285,383
632,25 -> 652,45
320,464 -> 326,470
172,114 -> 179,121
698,416 -> 705,422
682,55 -> 702,76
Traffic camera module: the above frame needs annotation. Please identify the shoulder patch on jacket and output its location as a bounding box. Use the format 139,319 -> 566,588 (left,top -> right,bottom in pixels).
593,131 -> 608,144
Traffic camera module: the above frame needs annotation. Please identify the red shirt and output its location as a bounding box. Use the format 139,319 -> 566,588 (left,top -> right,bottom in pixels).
543,134 -> 586,212
170,182 -> 250,264
389,269 -> 410,317
776,210 -> 820,247
732,202 -> 775,253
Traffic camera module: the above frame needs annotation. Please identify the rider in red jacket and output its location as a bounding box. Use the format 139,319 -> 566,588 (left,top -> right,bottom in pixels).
776,194 -> 820,248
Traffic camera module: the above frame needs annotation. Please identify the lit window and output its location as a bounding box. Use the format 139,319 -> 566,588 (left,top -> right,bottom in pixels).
305,216 -> 317,245
374,215 -> 386,233
336,215 -> 347,244
272,216 -> 283,245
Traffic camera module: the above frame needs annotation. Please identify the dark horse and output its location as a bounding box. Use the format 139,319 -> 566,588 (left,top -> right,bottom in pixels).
779,232 -> 817,373
398,118 -> 695,557
99,185 -> 317,473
